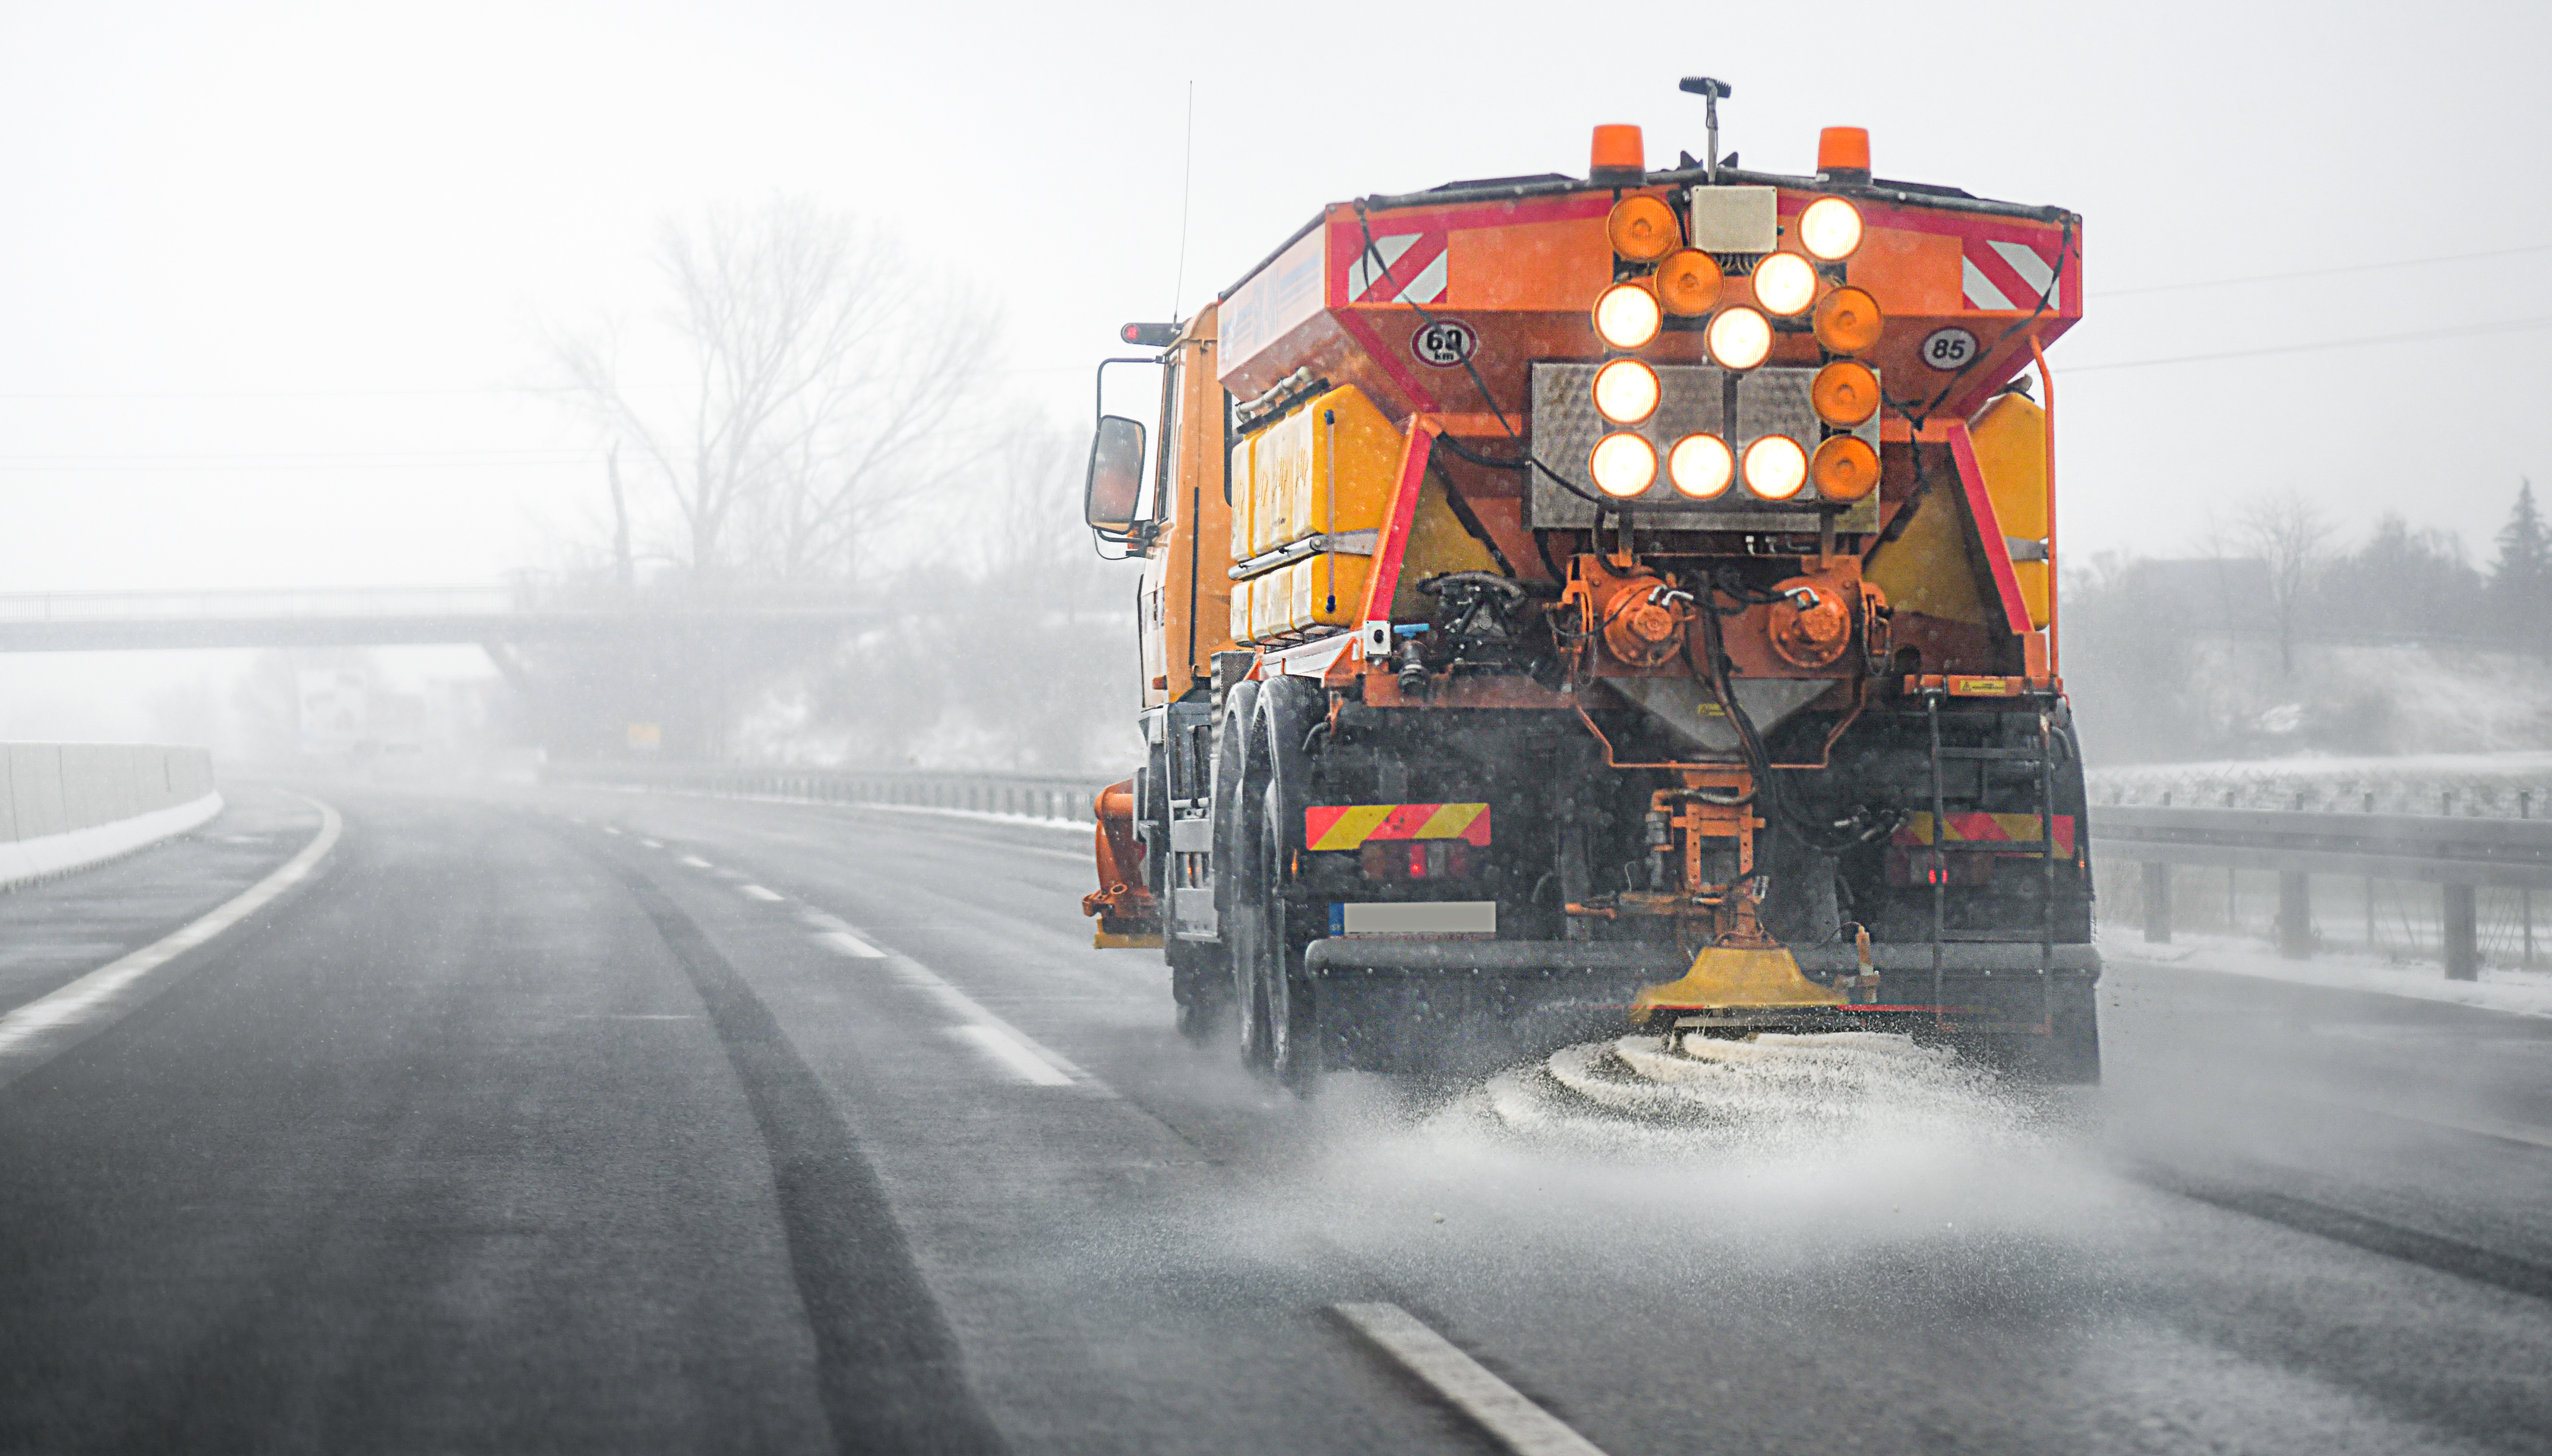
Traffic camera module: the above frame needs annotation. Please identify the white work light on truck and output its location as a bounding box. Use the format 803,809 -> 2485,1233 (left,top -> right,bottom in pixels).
1592,360 -> 1660,424
1751,252 -> 1818,316
1669,433 -> 1734,498
1705,305 -> 1772,370
1589,433 -> 1658,496
1797,197 -> 1864,261
1742,435 -> 1808,499
1592,283 -> 1663,350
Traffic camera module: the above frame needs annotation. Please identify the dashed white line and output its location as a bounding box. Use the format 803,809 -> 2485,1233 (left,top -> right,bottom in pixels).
639,839 -> 663,849
1332,1303 -> 1611,1456
738,884 -> 785,902
602,826 -> 621,836
795,911 -> 1099,1092
678,855 -> 713,869
948,1024 -> 1075,1086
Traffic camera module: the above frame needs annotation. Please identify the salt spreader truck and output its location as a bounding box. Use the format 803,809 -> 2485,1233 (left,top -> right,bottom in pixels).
1081,81 -> 2096,1084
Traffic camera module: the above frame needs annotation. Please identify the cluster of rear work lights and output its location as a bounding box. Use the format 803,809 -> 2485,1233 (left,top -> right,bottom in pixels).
1585,173 -> 1885,505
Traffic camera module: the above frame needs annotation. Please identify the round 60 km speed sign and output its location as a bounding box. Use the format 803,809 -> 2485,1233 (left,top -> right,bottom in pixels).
1918,327 -> 1980,371
1410,319 -> 1478,368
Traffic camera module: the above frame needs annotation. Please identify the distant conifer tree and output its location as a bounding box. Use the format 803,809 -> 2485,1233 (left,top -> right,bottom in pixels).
2490,479 -> 2548,652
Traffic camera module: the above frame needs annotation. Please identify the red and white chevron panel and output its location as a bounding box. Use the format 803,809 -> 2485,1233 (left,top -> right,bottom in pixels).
1347,230 -> 1450,305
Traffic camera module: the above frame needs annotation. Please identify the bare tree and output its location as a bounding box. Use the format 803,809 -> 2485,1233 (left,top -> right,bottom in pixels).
550,197 -> 989,589
2234,488 -> 2334,675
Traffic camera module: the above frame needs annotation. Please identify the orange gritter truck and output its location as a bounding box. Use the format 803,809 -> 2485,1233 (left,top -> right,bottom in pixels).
1081,80 -> 2095,1085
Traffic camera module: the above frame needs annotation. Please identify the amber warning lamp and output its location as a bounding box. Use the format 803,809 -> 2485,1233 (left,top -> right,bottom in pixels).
1817,126 -> 1871,185
1120,322 -> 1179,347
1589,124 -> 1645,186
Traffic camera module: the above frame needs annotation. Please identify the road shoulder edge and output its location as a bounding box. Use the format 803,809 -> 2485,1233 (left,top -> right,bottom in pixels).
0,793 -> 343,1091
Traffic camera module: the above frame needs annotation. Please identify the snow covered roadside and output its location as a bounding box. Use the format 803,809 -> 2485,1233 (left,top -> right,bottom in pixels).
2100,929 -> 2552,1019
2087,750 -> 2552,815
0,792 -> 225,892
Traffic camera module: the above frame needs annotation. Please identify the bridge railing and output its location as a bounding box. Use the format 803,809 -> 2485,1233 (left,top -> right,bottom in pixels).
0,585 -> 521,623
544,761 -> 1115,826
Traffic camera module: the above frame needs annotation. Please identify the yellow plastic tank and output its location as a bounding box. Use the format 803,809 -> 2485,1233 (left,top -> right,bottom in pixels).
1968,390 -> 2050,629
1229,385 -> 1406,639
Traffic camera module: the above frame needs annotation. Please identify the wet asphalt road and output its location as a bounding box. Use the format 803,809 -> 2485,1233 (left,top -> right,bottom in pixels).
0,782 -> 2546,1454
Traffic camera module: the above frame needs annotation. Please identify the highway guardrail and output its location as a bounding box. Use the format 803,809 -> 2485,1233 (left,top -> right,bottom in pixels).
2089,806 -> 2550,978
545,761 -> 1113,825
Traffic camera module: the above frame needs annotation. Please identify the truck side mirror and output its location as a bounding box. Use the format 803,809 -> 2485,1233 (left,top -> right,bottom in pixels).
1085,414 -> 1148,533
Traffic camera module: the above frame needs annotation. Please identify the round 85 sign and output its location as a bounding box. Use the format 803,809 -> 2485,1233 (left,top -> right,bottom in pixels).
1410,319 -> 1478,368
1918,327 -> 1980,371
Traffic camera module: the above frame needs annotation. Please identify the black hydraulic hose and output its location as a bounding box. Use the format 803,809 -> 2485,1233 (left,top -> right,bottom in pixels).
1352,203 -> 1615,516
1690,580 -> 1889,856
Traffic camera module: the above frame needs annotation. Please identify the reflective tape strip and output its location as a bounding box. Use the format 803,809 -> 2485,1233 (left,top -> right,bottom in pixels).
1417,802 -> 1489,843
1308,804 -> 1398,851
1989,240 -> 2056,300
1894,811 -> 2077,853
1306,803 -> 1492,851
1960,255 -> 2017,311
1348,234 -> 1420,301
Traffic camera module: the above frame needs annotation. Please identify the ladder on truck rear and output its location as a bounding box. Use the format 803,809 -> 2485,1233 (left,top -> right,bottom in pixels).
1921,688 -> 2064,1033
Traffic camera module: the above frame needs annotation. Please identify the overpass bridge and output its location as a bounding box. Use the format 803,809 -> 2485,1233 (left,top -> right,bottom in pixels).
0,586 -> 883,652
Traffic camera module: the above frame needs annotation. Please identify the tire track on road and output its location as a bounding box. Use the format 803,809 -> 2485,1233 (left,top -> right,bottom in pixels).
2136,1165 -> 2552,1304
608,862 -> 1010,1456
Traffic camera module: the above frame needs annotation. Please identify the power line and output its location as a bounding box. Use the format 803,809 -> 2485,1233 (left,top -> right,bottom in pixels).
0,383 -> 586,402
0,449 -> 606,472
2067,314 -> 2552,373
0,366 -> 1083,402
2091,241 -> 2552,298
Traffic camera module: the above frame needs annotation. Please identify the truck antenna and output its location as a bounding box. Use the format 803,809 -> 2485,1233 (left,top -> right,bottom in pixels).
1679,76 -> 1732,183
1170,80 -> 1195,323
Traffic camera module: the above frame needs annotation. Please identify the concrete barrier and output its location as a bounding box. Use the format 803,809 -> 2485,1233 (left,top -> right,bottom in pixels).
0,744 -> 220,890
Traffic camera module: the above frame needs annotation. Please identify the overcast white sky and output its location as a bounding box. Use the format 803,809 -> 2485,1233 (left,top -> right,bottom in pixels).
0,0 -> 2545,734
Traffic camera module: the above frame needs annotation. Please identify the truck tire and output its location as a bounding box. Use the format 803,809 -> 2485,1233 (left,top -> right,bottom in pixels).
1969,979 -> 2102,1085
1257,676 -> 1325,1089
2029,979 -> 2103,1085
1215,682 -> 1271,1067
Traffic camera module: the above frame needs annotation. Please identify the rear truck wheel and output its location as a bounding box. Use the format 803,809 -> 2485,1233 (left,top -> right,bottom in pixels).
1257,676 -> 1326,1090
1958,977 -> 2101,1085
1258,783 -> 1319,1088
1215,681 -> 1272,1068
2024,979 -> 2102,1084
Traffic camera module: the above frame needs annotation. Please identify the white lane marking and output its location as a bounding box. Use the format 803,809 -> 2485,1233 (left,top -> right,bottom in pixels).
948,1024 -> 1075,1086
1332,1303 -> 1611,1456
602,826 -> 621,836
738,884 -> 785,902
810,925 -> 1102,1093
639,839 -> 663,849
0,795 -> 344,1089
678,855 -> 713,869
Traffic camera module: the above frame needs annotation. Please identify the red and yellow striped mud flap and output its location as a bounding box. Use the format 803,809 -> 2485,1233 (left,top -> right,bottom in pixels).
1304,803 -> 1490,851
